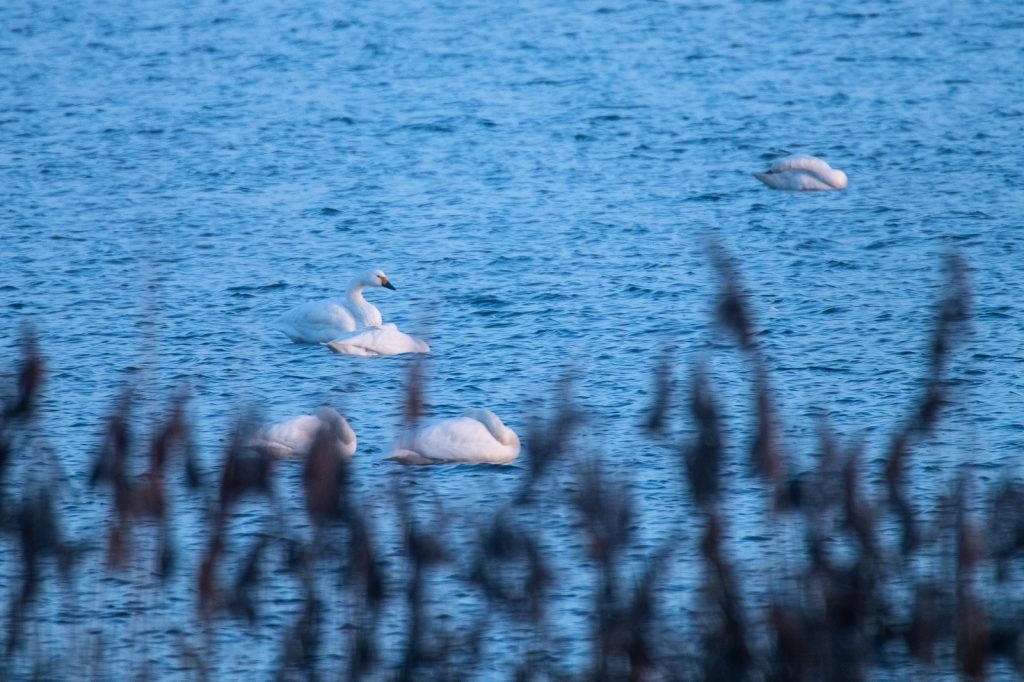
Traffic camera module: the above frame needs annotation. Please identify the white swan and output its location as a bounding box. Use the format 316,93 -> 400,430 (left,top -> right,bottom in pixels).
753,155 -> 848,191
274,270 -> 396,344
325,323 -> 430,357
389,408 -> 520,465
249,407 -> 357,459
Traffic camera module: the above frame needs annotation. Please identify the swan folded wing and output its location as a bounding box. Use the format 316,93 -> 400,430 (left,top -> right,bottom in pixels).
754,170 -> 836,191
792,172 -> 836,191
325,323 -> 430,356
388,449 -> 443,465
250,415 -> 322,457
249,438 -> 299,458
768,154 -> 833,174
251,413 -> 356,459
275,300 -> 358,344
324,336 -> 381,357
394,417 -> 509,464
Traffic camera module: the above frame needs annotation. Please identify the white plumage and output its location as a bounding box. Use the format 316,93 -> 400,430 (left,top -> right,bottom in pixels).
753,155 -> 848,191
389,409 -> 520,465
325,323 -> 430,357
249,407 -> 357,460
274,269 -> 395,344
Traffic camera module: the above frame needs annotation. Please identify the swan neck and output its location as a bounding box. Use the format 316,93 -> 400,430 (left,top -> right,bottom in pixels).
346,279 -> 366,302
344,280 -> 383,326
467,409 -> 514,445
340,418 -> 356,445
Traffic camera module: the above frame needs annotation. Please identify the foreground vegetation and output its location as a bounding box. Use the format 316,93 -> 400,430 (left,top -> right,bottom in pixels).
2,251 -> 1021,680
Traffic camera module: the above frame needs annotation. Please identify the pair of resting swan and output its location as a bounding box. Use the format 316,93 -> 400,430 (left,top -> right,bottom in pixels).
249,407 -> 520,465
274,270 -> 429,356
269,270 -> 516,464
753,155 -> 847,191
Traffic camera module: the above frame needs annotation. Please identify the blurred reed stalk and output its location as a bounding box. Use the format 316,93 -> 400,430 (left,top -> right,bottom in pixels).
4,251 -> 1022,680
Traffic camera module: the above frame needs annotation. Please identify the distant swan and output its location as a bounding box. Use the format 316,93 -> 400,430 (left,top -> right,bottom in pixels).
389,409 -> 520,464
325,323 -> 430,357
274,269 -> 396,344
249,407 -> 357,459
753,155 -> 848,191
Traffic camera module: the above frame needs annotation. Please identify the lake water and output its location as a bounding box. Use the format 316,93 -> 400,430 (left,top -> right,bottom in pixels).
2,0 -> 1023,677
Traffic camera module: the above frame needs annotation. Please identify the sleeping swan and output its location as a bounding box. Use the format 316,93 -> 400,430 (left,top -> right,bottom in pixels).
753,155 -> 848,191
325,323 -> 430,357
249,407 -> 357,459
389,408 -> 520,465
274,269 -> 396,344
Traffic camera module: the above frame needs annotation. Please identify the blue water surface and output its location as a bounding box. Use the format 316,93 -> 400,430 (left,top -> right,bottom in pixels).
2,0 -> 1023,677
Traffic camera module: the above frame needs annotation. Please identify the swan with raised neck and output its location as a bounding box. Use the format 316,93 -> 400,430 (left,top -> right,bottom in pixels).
342,269 -> 394,329
274,269 -> 396,344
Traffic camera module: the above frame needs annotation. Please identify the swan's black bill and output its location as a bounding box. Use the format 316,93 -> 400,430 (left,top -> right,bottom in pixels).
383,281 -> 397,291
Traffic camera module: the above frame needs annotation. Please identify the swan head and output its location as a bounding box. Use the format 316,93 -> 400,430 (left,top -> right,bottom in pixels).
363,269 -> 396,290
